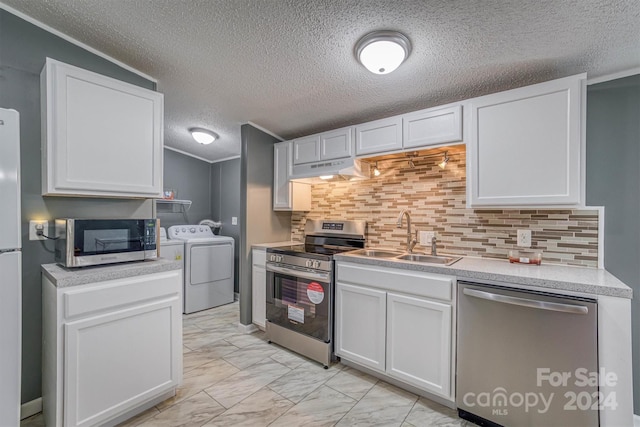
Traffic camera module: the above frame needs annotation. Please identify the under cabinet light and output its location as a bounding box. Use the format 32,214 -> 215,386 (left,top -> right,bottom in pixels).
438,152 -> 450,169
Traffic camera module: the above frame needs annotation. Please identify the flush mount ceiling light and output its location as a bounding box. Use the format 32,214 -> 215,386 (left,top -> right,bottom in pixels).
189,128 -> 218,145
355,30 -> 411,75
438,151 -> 450,169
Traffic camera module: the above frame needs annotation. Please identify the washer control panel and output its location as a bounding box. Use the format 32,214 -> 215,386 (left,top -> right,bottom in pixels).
167,224 -> 215,240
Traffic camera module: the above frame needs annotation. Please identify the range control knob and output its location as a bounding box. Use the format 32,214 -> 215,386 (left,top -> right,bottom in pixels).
199,227 -> 203,232
181,228 -> 186,232
277,255 -> 283,262
190,227 -> 196,233
305,260 -> 312,268
269,255 -> 276,262
313,260 -> 321,268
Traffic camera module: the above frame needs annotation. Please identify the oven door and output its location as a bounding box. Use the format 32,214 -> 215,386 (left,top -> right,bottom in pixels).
266,263 -> 332,342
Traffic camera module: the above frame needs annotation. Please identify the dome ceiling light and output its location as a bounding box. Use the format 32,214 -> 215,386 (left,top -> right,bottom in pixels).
355,30 -> 412,75
190,128 -> 218,145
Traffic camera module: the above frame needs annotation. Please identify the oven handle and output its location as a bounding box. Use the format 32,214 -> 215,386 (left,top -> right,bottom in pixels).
266,264 -> 331,282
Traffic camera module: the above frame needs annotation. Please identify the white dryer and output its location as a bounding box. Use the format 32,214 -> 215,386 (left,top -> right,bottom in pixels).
168,225 -> 235,314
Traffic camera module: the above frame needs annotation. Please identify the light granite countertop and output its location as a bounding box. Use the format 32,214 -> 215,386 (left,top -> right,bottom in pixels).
333,253 -> 632,299
42,258 -> 183,288
252,241 -> 302,249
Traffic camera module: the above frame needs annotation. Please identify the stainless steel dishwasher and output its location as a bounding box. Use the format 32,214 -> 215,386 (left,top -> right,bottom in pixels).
457,281 -> 598,427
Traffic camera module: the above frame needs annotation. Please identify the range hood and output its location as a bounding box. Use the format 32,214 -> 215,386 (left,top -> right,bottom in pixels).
290,157 -> 371,182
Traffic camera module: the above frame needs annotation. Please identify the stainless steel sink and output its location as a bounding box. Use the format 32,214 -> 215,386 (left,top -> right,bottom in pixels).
348,248 -> 462,265
349,249 -> 403,258
395,253 -> 462,266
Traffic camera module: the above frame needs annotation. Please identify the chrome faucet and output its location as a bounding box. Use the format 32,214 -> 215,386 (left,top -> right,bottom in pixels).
431,235 -> 437,256
396,209 -> 417,253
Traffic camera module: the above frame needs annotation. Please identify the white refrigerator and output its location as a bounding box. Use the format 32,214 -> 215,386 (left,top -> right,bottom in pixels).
0,108 -> 22,426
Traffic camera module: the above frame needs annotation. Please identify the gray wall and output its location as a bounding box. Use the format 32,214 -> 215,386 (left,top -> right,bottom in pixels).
159,149 -> 213,228
0,10 -> 156,403
239,124 -> 291,325
586,74 -> 640,413
211,158 -> 241,293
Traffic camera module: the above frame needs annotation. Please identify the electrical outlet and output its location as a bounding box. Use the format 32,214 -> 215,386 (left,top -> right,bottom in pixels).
419,231 -> 436,246
29,220 -> 49,241
231,217 -> 238,226
517,229 -> 532,247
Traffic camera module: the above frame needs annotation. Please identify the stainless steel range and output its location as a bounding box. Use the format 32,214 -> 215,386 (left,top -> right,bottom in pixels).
265,219 -> 366,368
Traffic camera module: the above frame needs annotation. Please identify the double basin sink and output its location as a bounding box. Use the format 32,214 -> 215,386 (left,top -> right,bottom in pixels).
347,249 -> 462,266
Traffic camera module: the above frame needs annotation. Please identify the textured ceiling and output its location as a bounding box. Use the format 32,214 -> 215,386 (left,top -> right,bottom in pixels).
2,0 -> 639,162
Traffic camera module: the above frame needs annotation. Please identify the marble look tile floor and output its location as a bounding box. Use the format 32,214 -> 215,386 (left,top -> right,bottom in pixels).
21,302 -> 470,426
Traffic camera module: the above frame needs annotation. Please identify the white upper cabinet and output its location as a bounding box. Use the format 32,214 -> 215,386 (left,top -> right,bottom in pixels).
41,58 -> 164,198
293,135 -> 320,164
293,127 -> 354,164
273,141 -> 311,211
320,127 -> 353,160
403,104 -> 463,149
355,116 -> 403,155
467,74 -> 585,207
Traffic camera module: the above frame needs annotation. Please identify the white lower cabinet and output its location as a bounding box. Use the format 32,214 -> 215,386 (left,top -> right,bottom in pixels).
335,283 -> 386,372
252,248 -> 267,329
43,270 -> 183,427
386,292 -> 451,397
335,261 -> 455,401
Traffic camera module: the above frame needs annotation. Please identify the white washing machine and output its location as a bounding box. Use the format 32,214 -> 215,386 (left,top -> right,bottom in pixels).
168,225 -> 235,314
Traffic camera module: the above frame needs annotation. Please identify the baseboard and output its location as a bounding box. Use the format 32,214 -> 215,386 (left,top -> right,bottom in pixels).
634,414 -> 640,427
21,397 -> 42,420
237,322 -> 258,334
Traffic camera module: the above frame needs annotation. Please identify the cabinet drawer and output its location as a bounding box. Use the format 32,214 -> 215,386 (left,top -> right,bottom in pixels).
252,248 -> 266,266
63,270 -> 181,320
337,262 -> 453,301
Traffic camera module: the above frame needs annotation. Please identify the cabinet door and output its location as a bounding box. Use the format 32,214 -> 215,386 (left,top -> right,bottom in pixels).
293,135 -> 320,164
273,141 -> 293,210
273,141 -> 311,211
41,58 -> 163,198
335,282 -> 386,372
386,292 -> 452,397
64,296 -> 181,427
468,74 -> 584,207
320,127 -> 353,160
355,116 -> 403,155
403,105 -> 462,149
252,250 -> 267,328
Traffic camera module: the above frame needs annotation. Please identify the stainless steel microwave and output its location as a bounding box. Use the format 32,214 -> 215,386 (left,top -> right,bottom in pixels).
55,219 -> 158,268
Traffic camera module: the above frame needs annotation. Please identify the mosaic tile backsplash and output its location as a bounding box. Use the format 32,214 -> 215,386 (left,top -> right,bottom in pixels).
291,150 -> 599,267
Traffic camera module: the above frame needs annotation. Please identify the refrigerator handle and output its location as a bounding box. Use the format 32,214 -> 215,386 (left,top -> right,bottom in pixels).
463,288 -> 589,314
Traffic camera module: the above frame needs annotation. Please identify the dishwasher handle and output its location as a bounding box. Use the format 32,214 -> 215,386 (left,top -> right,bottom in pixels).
463,288 -> 589,314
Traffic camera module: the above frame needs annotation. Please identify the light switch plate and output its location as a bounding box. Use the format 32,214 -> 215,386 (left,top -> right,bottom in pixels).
517,229 -> 532,247
231,217 -> 238,225
29,220 -> 49,241
419,231 -> 436,246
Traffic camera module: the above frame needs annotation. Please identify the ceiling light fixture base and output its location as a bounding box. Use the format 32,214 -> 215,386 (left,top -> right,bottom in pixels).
355,30 -> 412,75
